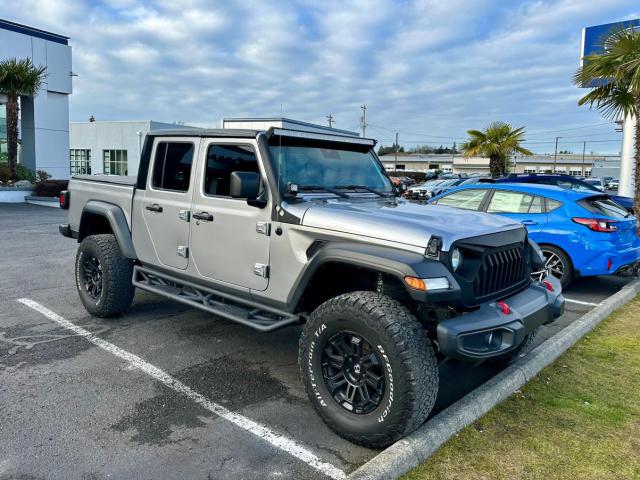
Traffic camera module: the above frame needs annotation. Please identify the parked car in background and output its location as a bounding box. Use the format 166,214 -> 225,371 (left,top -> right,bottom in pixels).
406,179 -> 447,199
494,174 -> 633,213
430,178 -> 467,197
608,178 -> 619,190
583,177 -> 606,192
430,183 -> 640,287
601,176 -> 613,188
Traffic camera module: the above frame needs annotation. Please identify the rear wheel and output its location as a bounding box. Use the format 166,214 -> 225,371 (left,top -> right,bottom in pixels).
76,234 -> 135,317
299,291 -> 438,448
531,245 -> 573,288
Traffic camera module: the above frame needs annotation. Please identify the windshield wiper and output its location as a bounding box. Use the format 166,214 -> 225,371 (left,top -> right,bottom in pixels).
333,184 -> 392,197
298,185 -> 350,198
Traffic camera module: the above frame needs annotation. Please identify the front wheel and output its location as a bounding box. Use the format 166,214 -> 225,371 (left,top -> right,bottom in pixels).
75,234 -> 135,317
299,291 -> 438,448
531,245 -> 573,288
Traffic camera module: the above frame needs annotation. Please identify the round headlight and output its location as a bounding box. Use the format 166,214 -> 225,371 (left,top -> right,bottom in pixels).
451,248 -> 463,271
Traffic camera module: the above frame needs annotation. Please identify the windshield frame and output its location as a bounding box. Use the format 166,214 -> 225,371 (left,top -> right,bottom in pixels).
266,136 -> 394,198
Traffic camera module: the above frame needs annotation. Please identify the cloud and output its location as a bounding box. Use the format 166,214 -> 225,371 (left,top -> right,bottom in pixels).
0,0 -> 636,152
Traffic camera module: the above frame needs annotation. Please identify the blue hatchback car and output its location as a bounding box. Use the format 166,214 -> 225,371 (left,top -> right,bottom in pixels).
429,183 -> 640,287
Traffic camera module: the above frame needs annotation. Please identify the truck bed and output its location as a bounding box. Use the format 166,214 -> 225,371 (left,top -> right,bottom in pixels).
67,176 -> 137,233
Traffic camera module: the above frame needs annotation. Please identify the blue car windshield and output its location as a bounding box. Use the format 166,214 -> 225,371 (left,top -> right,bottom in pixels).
269,145 -> 393,193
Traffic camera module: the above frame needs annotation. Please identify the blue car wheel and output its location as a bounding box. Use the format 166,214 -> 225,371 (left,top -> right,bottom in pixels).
535,245 -> 574,288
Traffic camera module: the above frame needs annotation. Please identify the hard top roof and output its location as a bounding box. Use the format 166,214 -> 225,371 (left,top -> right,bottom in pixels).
147,128 -> 259,138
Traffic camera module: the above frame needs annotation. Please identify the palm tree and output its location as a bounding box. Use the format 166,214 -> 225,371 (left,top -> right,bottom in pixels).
0,58 -> 47,178
460,122 -> 533,177
573,26 -> 640,230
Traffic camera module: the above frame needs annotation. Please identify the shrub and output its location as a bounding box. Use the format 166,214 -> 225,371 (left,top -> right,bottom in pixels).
0,166 -> 11,183
36,170 -> 51,182
33,179 -> 69,197
15,164 -> 35,182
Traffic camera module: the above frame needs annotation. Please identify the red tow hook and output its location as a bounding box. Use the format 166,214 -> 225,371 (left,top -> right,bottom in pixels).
496,301 -> 511,315
543,280 -> 554,292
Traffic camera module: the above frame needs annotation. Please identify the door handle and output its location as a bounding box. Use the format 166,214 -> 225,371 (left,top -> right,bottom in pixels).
145,203 -> 163,213
192,211 -> 213,222
521,220 -> 537,225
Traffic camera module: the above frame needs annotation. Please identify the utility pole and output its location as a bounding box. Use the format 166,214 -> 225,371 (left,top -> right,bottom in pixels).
394,132 -> 399,171
326,114 -> 334,128
360,105 -> 367,137
582,141 -> 586,177
553,136 -> 561,173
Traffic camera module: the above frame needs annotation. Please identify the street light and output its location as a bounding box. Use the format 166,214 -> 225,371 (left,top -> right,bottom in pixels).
553,136 -> 562,173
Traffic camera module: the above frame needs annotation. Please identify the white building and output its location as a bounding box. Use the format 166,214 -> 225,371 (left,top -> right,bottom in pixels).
69,120 -> 198,176
222,117 -> 359,137
0,18 -> 72,178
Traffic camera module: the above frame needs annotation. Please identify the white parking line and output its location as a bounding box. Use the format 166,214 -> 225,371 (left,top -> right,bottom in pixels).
17,298 -> 346,480
563,297 -> 601,307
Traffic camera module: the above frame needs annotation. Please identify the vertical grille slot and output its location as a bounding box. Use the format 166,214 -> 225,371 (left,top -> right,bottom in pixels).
472,245 -> 527,299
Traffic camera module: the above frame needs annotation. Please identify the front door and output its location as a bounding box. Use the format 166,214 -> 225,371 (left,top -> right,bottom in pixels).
189,140 -> 271,291
139,139 -> 197,270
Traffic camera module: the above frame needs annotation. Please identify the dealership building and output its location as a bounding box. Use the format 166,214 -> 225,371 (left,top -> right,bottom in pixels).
0,19 -> 72,178
68,120 -> 198,176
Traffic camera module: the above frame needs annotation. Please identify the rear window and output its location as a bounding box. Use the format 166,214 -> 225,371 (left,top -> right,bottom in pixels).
435,189 -> 487,210
487,190 -> 544,214
152,142 -> 194,192
582,197 -> 629,219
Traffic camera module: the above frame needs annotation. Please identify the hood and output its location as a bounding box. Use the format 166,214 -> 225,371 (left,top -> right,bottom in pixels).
288,197 -> 524,251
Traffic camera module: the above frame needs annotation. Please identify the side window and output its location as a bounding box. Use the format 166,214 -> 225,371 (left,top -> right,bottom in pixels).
152,142 -> 194,192
205,144 -> 259,197
546,199 -> 563,212
434,189 -> 487,210
487,191 -> 543,214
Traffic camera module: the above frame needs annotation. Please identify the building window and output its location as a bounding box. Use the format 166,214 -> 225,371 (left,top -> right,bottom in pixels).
523,166 -> 536,174
395,164 -> 405,170
69,149 -> 91,175
103,150 -> 128,175
569,169 -> 582,176
583,170 -> 592,177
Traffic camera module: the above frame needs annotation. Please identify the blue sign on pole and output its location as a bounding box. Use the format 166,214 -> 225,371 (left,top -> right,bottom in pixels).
581,19 -> 640,63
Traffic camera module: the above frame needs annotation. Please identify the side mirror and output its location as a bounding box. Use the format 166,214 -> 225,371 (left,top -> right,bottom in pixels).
230,171 -> 260,199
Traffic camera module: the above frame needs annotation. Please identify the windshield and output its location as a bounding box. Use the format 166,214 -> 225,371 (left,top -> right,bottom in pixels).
269,144 -> 393,194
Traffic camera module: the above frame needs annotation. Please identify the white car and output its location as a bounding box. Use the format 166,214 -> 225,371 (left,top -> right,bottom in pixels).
608,179 -> 619,190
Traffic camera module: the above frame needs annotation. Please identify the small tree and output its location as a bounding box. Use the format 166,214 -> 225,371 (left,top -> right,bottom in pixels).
461,122 -> 533,177
573,26 -> 640,232
0,58 -> 47,178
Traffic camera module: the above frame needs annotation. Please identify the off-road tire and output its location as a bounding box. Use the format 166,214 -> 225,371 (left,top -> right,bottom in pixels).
75,234 -> 135,317
299,291 -> 438,448
492,329 -> 537,364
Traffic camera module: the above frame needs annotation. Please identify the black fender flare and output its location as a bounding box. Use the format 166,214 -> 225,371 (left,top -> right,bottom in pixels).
79,200 -> 137,259
287,242 -> 461,309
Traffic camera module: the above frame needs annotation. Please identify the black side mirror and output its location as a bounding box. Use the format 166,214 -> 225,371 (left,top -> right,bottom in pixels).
230,171 -> 260,199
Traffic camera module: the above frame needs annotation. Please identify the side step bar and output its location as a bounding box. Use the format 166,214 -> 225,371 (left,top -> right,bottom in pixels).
132,265 -> 301,332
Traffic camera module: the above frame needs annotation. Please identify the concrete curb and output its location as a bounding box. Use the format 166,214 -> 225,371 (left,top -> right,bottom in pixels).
348,279 -> 640,480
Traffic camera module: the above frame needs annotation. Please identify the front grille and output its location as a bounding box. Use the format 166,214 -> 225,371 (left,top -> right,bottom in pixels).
473,245 -> 528,299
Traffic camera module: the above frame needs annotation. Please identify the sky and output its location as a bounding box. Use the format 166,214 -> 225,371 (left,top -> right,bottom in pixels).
2,0 -> 639,154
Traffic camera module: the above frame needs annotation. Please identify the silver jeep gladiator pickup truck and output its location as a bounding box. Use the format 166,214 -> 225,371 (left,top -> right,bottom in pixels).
59,127 -> 564,447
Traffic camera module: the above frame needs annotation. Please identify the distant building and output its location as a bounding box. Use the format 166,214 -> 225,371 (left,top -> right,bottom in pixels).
222,117 -> 359,137
0,18 -> 72,178
69,120 -> 199,176
380,153 -> 621,178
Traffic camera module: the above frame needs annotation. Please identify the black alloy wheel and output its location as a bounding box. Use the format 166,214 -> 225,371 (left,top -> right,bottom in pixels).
83,256 -> 103,299
321,331 -> 385,414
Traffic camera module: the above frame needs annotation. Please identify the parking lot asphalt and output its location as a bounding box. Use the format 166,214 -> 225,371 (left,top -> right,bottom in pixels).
0,204 -> 633,480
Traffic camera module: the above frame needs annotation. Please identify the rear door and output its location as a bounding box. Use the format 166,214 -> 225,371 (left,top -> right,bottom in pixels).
138,139 -> 197,270
484,189 -> 548,234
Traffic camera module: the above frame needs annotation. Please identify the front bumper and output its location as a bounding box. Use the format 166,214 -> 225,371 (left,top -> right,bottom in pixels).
437,276 -> 564,360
